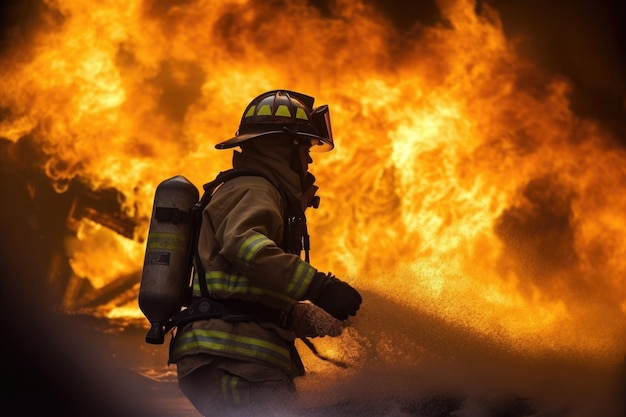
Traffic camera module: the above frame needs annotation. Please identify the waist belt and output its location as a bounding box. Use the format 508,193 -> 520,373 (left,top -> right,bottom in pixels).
164,297 -> 291,333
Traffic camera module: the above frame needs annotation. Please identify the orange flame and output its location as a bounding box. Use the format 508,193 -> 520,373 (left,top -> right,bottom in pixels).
1,0 -> 625,363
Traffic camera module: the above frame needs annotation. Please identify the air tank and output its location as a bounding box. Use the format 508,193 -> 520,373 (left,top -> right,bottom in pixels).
139,175 -> 199,344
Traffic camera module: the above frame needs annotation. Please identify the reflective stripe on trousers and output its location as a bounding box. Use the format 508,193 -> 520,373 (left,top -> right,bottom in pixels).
221,374 -> 248,406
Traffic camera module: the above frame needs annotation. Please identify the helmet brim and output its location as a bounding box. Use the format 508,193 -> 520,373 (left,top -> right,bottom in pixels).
215,131 -> 334,152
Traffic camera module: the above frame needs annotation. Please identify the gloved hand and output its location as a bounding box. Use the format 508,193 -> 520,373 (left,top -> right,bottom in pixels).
305,272 -> 362,321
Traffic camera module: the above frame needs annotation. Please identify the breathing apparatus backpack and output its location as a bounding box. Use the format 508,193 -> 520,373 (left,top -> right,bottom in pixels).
138,169 -> 311,344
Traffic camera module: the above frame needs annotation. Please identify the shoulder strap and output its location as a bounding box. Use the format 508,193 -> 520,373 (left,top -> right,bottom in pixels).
191,168 -> 268,298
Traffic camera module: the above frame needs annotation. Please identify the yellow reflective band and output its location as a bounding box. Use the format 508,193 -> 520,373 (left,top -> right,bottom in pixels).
286,260 -> 316,299
173,328 -> 291,370
192,270 -> 293,304
237,234 -> 274,265
257,104 -> 272,116
222,374 -> 241,405
192,271 -> 200,294
275,104 -> 291,117
295,107 -> 308,120
146,232 -> 188,252
244,105 -> 256,117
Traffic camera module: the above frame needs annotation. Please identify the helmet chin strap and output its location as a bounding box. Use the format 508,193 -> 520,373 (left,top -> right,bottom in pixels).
282,127 -> 312,186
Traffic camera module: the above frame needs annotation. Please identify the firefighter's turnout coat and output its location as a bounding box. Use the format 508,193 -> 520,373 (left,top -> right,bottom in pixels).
169,148 -> 319,380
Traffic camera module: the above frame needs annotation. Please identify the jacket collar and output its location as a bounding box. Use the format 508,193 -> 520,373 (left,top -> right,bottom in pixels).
232,150 -> 304,205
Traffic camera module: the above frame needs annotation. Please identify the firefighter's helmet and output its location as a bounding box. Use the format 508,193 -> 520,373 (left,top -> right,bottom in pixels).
215,90 -> 334,152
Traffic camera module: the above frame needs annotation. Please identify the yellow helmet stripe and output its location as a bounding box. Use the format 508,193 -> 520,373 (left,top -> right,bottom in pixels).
244,105 -> 256,117
275,104 -> 291,117
295,107 -> 308,120
257,104 -> 272,116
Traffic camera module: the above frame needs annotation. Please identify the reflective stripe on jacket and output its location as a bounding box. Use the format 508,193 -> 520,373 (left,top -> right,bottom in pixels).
171,319 -> 292,372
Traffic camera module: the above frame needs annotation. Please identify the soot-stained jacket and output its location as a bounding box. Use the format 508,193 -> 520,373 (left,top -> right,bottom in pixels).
169,149 -> 320,378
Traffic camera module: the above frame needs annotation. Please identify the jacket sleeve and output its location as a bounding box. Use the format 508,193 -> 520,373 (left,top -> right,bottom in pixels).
207,177 -> 317,300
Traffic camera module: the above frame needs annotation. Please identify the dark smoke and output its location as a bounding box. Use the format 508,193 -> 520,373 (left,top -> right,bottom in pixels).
363,0 -> 626,143
494,176 -> 579,298
0,0 -> 63,55
481,0 -> 626,143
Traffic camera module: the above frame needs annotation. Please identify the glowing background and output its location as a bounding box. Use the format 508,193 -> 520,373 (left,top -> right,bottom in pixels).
0,1 -> 624,414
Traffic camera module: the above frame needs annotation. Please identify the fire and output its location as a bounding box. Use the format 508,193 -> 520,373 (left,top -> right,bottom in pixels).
66,218 -> 143,289
1,0 -> 625,364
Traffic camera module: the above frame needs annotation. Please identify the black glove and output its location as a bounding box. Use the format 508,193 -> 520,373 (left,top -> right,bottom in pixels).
305,272 -> 362,321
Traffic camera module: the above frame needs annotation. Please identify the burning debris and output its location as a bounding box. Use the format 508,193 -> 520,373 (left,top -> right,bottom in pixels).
67,182 -> 138,241
0,137 -> 144,315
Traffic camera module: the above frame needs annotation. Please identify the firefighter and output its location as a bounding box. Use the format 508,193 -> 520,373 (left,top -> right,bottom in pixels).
168,90 -> 362,416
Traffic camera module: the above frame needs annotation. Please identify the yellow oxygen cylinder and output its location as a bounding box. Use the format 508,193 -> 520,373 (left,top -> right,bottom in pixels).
139,175 -> 199,344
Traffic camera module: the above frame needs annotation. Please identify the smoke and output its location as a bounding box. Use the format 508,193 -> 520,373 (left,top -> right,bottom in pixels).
363,0 -> 626,142
480,0 -> 626,142
495,176 -> 578,296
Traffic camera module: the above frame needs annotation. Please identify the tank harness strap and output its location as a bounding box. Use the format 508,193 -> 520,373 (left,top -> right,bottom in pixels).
164,297 -> 291,333
154,207 -> 193,224
191,194 -> 212,299
191,169 -> 270,299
